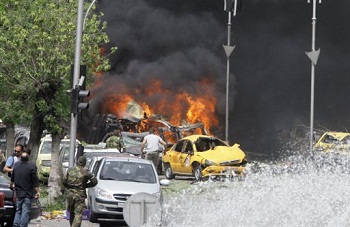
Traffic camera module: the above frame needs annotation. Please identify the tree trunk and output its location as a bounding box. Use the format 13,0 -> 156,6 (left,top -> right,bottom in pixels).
27,106 -> 45,162
47,132 -> 65,201
5,122 -> 15,158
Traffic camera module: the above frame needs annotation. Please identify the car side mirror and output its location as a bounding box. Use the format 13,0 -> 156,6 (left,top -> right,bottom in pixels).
189,150 -> 194,155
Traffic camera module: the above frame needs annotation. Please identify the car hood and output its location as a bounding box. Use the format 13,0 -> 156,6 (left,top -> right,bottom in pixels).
95,179 -> 161,195
196,144 -> 246,163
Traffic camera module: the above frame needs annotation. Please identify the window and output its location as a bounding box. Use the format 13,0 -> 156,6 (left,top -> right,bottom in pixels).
174,140 -> 185,152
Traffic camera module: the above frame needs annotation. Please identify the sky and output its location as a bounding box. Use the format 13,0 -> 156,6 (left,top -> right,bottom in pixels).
88,0 -> 350,159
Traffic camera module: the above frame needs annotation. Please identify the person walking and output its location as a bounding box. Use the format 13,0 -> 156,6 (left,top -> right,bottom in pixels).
63,156 -> 98,227
10,151 -> 40,227
4,144 -> 23,177
141,128 -> 167,168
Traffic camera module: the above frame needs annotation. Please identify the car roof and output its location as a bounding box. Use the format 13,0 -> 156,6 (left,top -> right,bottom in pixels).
84,148 -> 120,153
323,132 -> 350,140
180,134 -> 214,141
84,152 -> 130,159
102,156 -> 152,164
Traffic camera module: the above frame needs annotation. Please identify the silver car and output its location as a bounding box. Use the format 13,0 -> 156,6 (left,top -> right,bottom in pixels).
87,156 -> 165,223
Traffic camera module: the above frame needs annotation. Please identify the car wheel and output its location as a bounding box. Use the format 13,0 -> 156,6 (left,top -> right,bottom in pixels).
164,163 -> 175,180
193,164 -> 202,181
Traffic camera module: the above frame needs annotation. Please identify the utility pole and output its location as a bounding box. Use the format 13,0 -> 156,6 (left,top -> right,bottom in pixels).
305,0 -> 321,153
69,0 -> 84,168
222,0 -> 242,142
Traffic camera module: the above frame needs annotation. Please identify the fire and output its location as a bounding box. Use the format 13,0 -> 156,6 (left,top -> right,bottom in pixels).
99,77 -> 219,133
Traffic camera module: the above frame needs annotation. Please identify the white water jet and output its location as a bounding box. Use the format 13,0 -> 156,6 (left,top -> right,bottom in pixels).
148,151 -> 350,227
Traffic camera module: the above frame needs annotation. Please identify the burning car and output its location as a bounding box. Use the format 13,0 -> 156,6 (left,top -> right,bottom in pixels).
162,135 -> 247,181
313,131 -> 350,153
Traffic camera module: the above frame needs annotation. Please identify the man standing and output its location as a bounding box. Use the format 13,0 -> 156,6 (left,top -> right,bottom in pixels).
4,144 -> 23,177
10,151 -> 40,227
141,128 -> 167,168
63,156 -> 97,227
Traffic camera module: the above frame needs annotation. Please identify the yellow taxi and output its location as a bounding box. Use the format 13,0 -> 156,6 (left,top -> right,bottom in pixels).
313,131 -> 350,153
162,135 -> 247,181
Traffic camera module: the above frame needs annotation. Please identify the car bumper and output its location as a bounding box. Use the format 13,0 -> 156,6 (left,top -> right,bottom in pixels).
91,197 -> 125,221
202,166 -> 245,177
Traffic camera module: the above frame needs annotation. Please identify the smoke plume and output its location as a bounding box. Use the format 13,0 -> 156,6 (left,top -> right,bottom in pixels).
84,0 -> 350,159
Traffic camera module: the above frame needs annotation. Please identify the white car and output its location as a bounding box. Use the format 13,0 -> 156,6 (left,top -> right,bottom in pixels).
59,143 -> 120,175
87,156 -> 168,223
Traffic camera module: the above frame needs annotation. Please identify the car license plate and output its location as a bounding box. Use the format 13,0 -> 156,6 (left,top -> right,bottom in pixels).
117,203 -> 124,208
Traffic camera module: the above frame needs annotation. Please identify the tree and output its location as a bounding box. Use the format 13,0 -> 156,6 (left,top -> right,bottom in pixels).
0,0 -> 115,199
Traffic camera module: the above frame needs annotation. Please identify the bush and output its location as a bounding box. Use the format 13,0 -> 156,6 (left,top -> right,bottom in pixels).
39,185 -> 66,212
42,195 -> 67,212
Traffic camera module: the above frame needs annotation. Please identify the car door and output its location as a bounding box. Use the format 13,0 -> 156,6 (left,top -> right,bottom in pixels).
87,159 -> 102,206
177,140 -> 194,174
171,140 -> 186,172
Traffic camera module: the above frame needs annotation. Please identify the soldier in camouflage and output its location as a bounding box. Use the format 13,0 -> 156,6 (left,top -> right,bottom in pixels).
105,129 -> 125,152
63,156 -> 97,227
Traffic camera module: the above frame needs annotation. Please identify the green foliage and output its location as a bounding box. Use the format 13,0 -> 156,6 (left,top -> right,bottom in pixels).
0,0 -> 115,133
43,195 -> 67,212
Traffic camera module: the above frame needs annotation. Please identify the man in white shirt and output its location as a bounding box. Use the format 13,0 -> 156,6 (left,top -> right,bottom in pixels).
141,128 -> 167,169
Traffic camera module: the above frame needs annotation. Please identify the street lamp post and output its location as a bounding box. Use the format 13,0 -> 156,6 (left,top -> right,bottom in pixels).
305,0 -> 321,153
69,0 -> 97,167
69,0 -> 84,168
222,0 -> 241,143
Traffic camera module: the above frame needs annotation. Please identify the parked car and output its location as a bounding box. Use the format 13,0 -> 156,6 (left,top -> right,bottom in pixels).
162,135 -> 248,181
313,131 -> 350,153
87,156 -> 169,223
59,144 -> 120,175
37,135 -> 80,183
0,173 -> 41,226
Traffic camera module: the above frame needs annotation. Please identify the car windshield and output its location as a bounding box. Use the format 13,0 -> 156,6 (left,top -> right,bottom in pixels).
84,152 -> 120,167
195,137 -> 228,152
41,140 -> 71,154
99,161 -> 156,184
343,136 -> 350,144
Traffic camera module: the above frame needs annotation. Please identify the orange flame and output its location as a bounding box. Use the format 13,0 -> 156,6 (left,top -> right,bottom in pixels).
100,77 -> 218,133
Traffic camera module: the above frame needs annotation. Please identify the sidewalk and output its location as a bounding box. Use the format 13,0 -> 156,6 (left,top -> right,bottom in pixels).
28,219 -> 99,227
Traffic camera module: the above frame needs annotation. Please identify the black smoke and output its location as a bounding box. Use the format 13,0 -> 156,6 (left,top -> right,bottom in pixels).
83,0 -> 350,160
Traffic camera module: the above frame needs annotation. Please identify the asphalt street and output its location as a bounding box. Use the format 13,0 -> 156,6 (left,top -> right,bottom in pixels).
26,176 -> 193,227
28,219 -> 99,227
28,219 -> 126,227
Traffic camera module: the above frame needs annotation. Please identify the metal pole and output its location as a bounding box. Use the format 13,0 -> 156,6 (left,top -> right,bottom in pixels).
69,0 -> 84,168
307,0 -> 321,153
225,11 -> 232,143
309,1 -> 316,153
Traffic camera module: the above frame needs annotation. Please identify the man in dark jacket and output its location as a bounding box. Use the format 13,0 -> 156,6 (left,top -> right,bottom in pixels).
10,151 -> 39,227
63,156 -> 97,227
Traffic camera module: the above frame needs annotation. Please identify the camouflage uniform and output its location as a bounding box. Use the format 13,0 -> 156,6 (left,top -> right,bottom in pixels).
106,135 -> 125,152
63,156 -> 97,227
